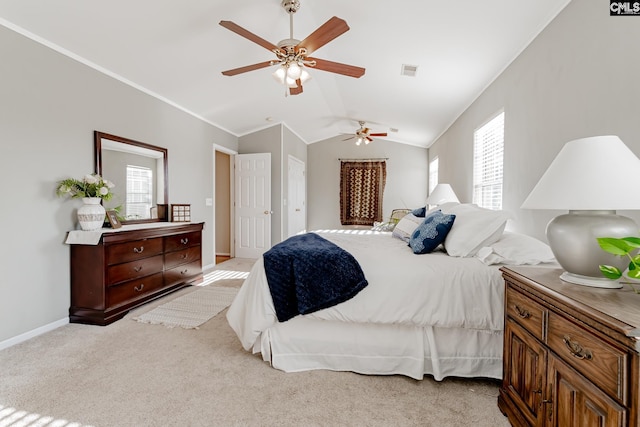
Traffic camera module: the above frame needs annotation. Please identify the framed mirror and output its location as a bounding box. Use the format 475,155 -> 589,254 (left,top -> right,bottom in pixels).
94,131 -> 168,223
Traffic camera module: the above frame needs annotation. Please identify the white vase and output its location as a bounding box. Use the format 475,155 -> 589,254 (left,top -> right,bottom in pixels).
77,197 -> 106,231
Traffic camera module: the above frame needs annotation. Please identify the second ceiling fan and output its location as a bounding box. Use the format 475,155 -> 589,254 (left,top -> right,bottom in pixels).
343,121 -> 388,145
219,0 -> 365,95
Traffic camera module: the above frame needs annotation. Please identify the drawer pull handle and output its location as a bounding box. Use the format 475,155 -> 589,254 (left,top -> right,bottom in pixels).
133,246 -> 144,253
514,305 -> 531,319
562,335 -> 593,360
134,284 -> 145,292
181,238 -> 189,245
133,266 -> 143,272
180,269 -> 189,275
181,254 -> 188,259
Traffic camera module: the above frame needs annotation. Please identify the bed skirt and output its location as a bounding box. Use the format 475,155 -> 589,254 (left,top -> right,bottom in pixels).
253,317 -> 503,381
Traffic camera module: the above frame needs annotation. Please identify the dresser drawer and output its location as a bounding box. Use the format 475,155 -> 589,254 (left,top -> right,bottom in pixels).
164,246 -> 201,270
506,285 -> 547,341
107,254 -> 163,285
106,238 -> 163,265
164,260 -> 201,287
547,311 -> 628,402
106,272 -> 165,309
165,232 -> 201,253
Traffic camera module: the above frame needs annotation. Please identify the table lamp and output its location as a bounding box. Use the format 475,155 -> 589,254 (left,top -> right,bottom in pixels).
521,135 -> 640,288
427,184 -> 460,206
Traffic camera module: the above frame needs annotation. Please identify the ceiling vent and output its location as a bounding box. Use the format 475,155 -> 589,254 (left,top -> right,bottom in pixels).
401,64 -> 418,77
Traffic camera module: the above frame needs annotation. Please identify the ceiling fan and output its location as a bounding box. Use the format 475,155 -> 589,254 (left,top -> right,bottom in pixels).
343,121 -> 388,145
219,0 -> 365,96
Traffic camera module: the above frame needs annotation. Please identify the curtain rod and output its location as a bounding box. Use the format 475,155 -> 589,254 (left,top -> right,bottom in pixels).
338,157 -> 388,162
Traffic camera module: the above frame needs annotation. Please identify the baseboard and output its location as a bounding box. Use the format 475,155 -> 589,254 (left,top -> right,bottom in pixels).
0,317 -> 69,351
216,252 -> 231,257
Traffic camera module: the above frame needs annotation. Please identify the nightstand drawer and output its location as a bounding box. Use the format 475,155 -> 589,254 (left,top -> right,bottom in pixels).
106,238 -> 163,265
547,311 -> 628,402
506,285 -> 547,341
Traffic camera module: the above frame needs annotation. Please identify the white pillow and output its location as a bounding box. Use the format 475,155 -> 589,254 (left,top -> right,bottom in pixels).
391,213 -> 423,243
440,203 -> 510,257
476,232 -> 556,265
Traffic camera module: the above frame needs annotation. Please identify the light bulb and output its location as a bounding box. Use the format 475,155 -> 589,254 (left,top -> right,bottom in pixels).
287,63 -> 302,79
286,77 -> 298,88
356,138 -> 362,146
365,139 -> 371,145
272,66 -> 286,84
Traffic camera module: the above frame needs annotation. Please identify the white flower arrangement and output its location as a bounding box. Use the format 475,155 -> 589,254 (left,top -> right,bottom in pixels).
56,173 -> 115,201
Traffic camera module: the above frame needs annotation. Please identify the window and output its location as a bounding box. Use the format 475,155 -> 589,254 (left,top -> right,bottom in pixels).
428,156 -> 439,195
473,111 -> 504,210
126,165 -> 153,219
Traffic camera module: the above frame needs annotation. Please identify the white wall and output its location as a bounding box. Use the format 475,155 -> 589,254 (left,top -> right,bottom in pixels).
0,25 -> 238,344
429,0 -> 640,241
308,136 -> 428,230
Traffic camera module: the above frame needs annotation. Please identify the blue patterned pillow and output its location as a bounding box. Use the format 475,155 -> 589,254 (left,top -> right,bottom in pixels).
412,206 -> 427,217
409,211 -> 456,254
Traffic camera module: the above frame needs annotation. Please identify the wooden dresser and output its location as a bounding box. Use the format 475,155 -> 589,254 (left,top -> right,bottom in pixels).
69,222 -> 204,325
499,266 -> 640,427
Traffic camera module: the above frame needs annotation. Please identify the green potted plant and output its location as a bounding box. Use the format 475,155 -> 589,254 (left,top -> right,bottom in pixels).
56,173 -> 115,231
597,237 -> 640,293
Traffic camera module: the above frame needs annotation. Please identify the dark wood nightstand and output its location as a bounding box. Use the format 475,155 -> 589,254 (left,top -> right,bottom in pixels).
498,266 -> 640,427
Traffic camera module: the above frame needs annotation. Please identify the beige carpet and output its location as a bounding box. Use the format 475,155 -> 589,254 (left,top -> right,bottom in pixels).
0,257 -> 510,427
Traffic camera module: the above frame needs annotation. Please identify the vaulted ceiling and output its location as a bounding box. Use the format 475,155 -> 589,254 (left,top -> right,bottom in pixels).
0,0 -> 570,147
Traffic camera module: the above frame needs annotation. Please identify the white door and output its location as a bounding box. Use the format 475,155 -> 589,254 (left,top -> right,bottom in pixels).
235,153 -> 271,258
287,156 -> 306,237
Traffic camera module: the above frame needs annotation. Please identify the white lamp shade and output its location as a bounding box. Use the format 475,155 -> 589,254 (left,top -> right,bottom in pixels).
522,135 -> 640,210
300,68 -> 311,83
426,183 -> 460,205
272,66 -> 286,84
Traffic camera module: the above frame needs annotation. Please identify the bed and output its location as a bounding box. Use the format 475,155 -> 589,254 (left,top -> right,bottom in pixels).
226,203 -> 556,381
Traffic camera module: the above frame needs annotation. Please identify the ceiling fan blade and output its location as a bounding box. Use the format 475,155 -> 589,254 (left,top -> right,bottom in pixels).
307,57 -> 365,78
342,136 -> 355,141
221,61 -> 273,76
366,137 -> 373,142
298,16 -> 349,55
289,79 -> 303,95
369,133 -> 388,137
219,21 -> 281,52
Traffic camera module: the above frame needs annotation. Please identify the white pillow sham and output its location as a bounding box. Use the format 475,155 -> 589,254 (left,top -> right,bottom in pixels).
440,203 -> 510,257
391,213 -> 423,243
476,232 -> 556,266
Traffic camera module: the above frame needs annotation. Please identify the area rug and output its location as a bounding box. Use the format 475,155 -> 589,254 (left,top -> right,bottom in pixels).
133,286 -> 239,329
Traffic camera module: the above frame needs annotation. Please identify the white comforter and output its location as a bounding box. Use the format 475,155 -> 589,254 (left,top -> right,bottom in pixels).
227,230 -> 505,351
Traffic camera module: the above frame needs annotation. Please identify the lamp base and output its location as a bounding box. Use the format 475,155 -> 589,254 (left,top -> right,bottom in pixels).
547,210 -> 638,287
559,272 -> 622,289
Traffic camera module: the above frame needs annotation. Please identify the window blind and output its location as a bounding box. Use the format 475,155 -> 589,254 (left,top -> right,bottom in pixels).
473,112 -> 504,210
126,165 -> 153,220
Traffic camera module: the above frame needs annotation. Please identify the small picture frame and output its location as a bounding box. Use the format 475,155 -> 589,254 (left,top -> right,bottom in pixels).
171,204 -> 191,222
106,210 -> 122,229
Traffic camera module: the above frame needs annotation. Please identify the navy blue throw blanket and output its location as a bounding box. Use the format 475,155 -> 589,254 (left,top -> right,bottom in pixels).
263,233 -> 368,322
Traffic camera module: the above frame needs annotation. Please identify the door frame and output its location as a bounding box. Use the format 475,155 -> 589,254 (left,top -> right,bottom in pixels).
213,144 -> 237,264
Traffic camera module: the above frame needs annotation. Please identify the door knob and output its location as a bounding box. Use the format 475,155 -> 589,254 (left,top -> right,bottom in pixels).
264,211 -> 272,215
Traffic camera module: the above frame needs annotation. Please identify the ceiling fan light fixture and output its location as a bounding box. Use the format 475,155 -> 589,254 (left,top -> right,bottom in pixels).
272,66 -> 287,84
287,62 -> 302,79
299,68 -> 311,83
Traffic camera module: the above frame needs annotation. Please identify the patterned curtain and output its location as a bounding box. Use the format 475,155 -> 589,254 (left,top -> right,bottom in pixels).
340,161 -> 387,226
